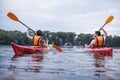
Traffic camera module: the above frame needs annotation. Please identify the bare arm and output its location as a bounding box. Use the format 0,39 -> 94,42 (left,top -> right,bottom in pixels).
41,39 -> 49,48
85,44 -> 93,48
85,39 -> 95,48
26,29 -> 33,40
100,28 -> 107,36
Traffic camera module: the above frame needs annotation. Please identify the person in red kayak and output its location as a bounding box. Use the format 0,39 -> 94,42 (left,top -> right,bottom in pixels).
26,28 -> 48,48
85,28 -> 107,48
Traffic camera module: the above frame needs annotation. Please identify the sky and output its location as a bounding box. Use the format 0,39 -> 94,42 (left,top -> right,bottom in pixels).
0,0 -> 120,36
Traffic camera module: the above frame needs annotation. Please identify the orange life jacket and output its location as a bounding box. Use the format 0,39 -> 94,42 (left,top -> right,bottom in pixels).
33,35 -> 46,47
93,36 -> 105,48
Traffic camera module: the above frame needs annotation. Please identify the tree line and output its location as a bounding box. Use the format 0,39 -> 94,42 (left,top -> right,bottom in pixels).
0,29 -> 120,47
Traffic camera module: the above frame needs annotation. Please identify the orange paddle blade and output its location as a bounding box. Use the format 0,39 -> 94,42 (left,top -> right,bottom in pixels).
52,43 -> 63,52
105,15 -> 114,24
7,12 -> 19,21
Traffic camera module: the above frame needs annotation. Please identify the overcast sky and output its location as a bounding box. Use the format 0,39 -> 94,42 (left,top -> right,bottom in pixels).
0,0 -> 120,36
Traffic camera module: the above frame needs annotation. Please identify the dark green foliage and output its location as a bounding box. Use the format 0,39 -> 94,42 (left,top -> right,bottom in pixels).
75,33 -> 93,46
0,29 -> 120,47
0,29 -> 32,45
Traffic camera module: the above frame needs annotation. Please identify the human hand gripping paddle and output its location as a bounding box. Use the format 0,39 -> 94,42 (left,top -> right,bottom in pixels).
7,12 -> 63,52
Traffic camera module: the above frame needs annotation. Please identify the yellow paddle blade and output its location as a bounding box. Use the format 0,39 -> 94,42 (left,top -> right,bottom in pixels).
7,12 -> 19,21
105,15 -> 114,24
52,43 -> 63,52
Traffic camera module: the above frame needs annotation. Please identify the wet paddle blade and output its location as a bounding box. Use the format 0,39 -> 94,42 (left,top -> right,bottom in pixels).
7,12 -> 19,21
52,43 -> 63,52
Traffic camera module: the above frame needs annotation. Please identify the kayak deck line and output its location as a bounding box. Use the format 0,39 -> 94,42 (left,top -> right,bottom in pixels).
11,42 -> 50,56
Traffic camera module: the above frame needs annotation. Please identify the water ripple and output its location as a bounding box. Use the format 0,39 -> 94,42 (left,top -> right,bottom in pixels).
0,46 -> 120,80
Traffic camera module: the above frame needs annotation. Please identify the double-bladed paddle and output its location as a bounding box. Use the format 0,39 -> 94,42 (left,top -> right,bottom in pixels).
7,12 -> 62,52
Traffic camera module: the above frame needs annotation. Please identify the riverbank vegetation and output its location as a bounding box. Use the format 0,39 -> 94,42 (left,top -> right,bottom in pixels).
0,29 -> 120,47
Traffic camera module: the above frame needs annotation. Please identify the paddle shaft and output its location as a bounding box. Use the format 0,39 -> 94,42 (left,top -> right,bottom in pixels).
101,23 -> 106,29
99,23 -> 106,31
19,21 -> 35,33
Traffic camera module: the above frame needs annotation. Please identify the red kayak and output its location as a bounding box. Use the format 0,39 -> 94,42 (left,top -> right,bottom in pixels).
11,42 -> 50,56
88,47 -> 113,56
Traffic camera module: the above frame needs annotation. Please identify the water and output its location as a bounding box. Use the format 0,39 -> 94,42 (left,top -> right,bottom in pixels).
0,45 -> 120,80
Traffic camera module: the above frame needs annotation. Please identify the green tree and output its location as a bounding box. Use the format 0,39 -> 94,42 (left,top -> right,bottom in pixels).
0,29 -> 120,47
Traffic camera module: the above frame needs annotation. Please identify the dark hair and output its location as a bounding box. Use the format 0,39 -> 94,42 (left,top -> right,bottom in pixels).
36,30 -> 42,36
95,31 -> 101,36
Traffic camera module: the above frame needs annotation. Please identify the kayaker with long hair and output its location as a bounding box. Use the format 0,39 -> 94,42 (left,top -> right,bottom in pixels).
26,28 -> 48,48
85,28 -> 107,48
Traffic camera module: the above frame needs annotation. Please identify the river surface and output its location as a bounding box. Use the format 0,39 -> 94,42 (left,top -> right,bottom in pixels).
0,45 -> 120,80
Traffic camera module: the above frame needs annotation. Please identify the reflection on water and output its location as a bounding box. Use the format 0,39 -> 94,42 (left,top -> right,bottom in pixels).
0,46 -> 120,80
93,53 -> 113,79
10,54 -> 44,73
